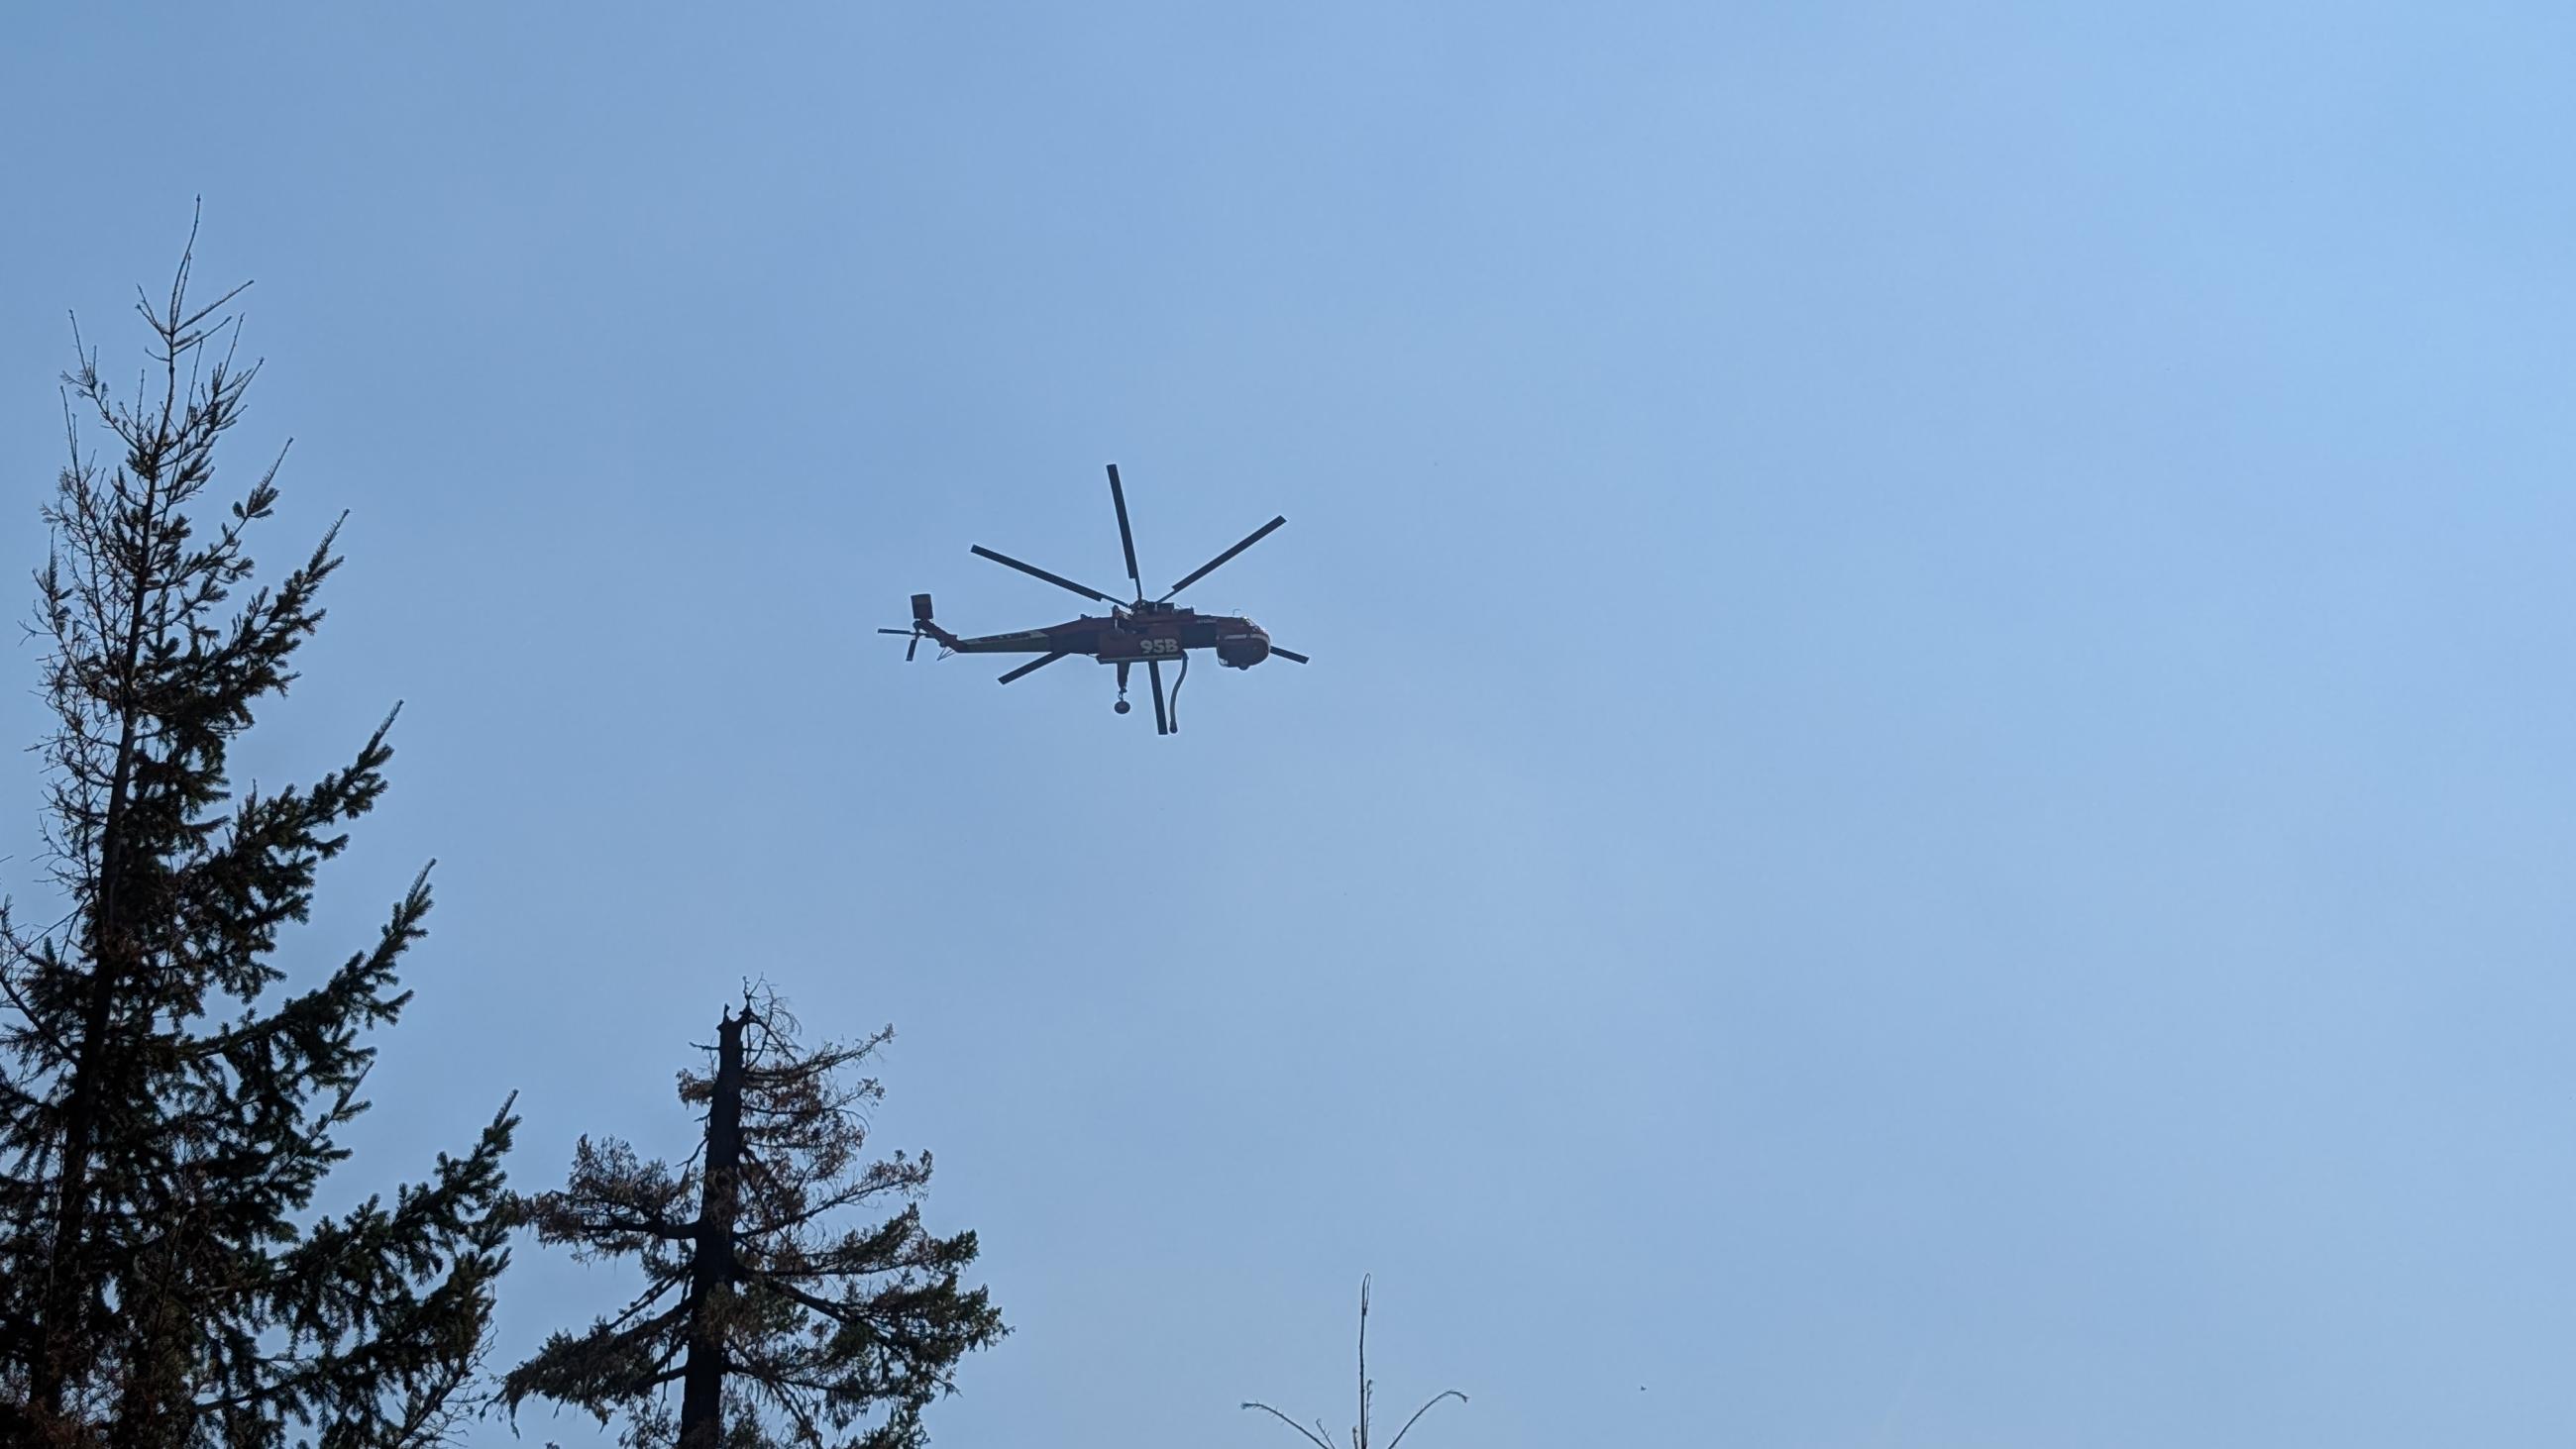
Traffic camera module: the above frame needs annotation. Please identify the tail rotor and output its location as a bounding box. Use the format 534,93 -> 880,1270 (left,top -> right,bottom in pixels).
878,592 -> 938,661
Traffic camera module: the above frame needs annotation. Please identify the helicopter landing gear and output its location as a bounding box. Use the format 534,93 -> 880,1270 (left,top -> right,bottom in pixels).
1115,661 -> 1131,715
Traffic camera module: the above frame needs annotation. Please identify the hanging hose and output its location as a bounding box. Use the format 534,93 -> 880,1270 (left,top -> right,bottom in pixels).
1168,652 -> 1190,732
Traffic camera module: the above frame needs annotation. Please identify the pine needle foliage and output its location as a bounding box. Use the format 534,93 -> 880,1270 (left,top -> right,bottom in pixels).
505,993 -> 1004,1449
0,229 -> 518,1447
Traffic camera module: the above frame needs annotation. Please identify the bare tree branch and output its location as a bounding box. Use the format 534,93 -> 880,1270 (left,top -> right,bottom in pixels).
1243,1280 -> 1467,1449
1240,1400 -> 1340,1449
1384,1392 -> 1468,1449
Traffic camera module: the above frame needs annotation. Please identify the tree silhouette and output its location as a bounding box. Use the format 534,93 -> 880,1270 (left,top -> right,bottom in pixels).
0,223 -> 518,1448
505,992 -> 1003,1449
1242,1279 -> 1466,1449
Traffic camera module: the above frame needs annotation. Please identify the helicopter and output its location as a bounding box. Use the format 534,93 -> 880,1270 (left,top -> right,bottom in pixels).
882,464 -> 1306,735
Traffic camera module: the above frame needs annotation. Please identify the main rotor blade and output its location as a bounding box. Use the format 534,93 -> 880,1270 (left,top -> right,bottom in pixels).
1267,646 -> 1310,664
875,628 -> 915,635
1161,515 -> 1286,600
970,545 -> 1119,605
1107,464 -> 1143,601
1147,659 -> 1170,735
997,651 -> 1070,684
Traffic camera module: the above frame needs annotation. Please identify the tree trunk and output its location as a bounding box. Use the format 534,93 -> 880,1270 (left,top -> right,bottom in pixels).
678,1008 -> 748,1448
33,536 -> 157,1421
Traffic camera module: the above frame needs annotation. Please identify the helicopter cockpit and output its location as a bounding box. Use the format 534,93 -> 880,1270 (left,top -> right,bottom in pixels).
1216,618 -> 1272,669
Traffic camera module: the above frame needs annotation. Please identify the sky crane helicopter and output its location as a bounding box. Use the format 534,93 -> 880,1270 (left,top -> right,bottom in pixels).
882,464 -> 1306,735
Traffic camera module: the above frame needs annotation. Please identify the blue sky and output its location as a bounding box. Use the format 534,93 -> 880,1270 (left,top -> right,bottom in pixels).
6,4 -> 2576,1445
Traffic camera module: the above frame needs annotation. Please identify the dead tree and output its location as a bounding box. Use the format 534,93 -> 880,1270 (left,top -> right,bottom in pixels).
1242,1278 -> 1466,1449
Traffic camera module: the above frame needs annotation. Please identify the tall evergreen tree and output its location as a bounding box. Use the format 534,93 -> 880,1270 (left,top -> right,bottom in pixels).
505,994 -> 1004,1449
0,235 -> 517,1447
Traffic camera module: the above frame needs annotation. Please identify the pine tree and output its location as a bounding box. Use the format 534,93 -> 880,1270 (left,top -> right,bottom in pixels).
505,993 -> 1005,1449
0,232 -> 518,1447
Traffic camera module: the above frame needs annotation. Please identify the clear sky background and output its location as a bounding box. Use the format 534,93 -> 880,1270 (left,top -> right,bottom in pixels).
6,4 -> 2575,1446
